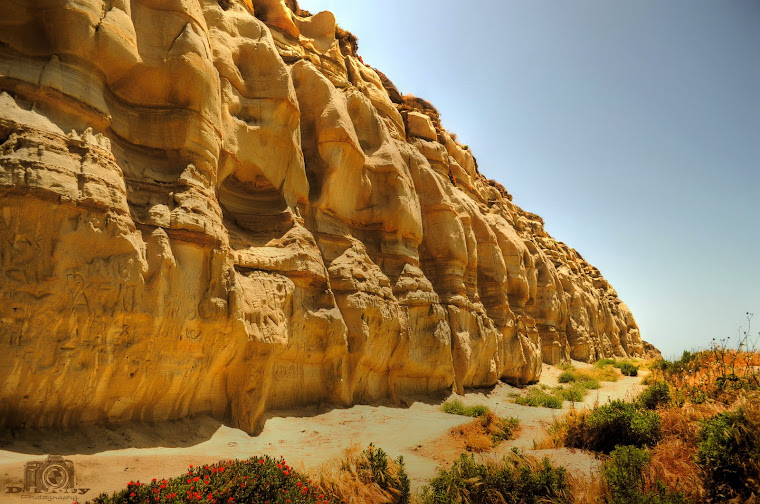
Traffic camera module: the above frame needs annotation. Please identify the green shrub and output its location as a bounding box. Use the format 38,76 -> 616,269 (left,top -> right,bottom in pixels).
637,382 -> 671,410
697,407 -> 760,501
441,399 -> 489,417
604,445 -> 650,503
603,445 -> 687,504
558,370 -> 576,383
349,444 -> 410,504
515,387 -> 563,409
565,400 -> 662,453
596,358 -> 617,368
557,383 -> 586,402
420,451 -> 571,504
92,456 -> 333,504
620,362 -> 639,376
655,350 -> 698,373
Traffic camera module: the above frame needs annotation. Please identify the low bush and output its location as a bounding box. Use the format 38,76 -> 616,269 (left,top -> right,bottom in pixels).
92,456 -> 333,504
696,406 -> 760,501
514,386 -> 563,409
604,445 -> 650,503
556,382 -> 586,402
441,399 -> 489,417
562,400 -> 662,453
638,382 -> 671,410
619,362 -> 639,377
420,451 -> 571,504
596,358 -> 617,368
603,445 -> 687,504
557,370 -> 576,383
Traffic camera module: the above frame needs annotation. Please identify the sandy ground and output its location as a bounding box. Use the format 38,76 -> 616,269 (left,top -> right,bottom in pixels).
0,361 -> 647,502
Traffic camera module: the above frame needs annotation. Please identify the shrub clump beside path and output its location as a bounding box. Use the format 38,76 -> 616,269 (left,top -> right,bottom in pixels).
420,450 -> 571,504
697,405 -> 760,501
555,400 -> 662,453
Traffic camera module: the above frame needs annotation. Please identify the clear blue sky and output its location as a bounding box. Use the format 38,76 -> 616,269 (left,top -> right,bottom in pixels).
298,0 -> 760,358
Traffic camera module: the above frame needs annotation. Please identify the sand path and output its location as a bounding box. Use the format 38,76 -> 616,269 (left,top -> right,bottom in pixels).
0,362 -> 647,502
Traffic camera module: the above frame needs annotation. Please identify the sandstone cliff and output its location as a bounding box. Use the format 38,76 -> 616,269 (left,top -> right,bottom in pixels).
0,0 -> 650,432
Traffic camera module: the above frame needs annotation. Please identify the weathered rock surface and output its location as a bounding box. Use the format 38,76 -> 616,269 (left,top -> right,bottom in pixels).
0,0 -> 651,432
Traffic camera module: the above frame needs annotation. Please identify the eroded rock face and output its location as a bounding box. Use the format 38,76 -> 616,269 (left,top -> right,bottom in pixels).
0,0 -> 650,432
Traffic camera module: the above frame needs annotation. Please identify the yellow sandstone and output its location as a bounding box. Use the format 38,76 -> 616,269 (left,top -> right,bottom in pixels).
0,0 -> 654,433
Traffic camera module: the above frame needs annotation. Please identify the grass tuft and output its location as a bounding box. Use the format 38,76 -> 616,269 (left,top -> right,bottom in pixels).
515,386 -> 563,409
441,399 -> 489,417
420,451 -> 572,504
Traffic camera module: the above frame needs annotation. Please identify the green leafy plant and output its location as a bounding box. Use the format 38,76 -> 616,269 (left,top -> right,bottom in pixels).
604,445 -> 650,503
696,406 -> 760,501
420,450 -> 571,504
637,382 -> 671,410
603,445 -> 687,504
556,382 -> 586,402
619,362 -> 639,377
562,400 -> 662,453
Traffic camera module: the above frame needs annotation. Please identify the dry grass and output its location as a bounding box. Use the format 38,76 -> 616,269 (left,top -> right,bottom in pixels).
335,25 -> 358,55
536,409 -> 588,449
568,472 -> 606,503
652,343 -> 760,405
645,403 -> 726,501
309,445 -> 405,504
561,362 -> 618,384
449,412 -> 519,453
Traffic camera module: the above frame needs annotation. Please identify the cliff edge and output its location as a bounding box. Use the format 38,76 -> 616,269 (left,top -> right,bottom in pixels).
0,0 -> 655,432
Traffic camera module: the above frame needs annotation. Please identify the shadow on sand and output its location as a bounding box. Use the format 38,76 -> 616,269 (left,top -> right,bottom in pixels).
0,415 -> 224,455
0,385 -> 500,457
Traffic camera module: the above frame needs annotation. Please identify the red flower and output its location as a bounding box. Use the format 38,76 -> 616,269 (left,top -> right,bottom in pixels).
130,492 -> 136,497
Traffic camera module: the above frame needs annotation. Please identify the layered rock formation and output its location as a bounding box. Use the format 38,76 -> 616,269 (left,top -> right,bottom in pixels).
0,0 -> 650,432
